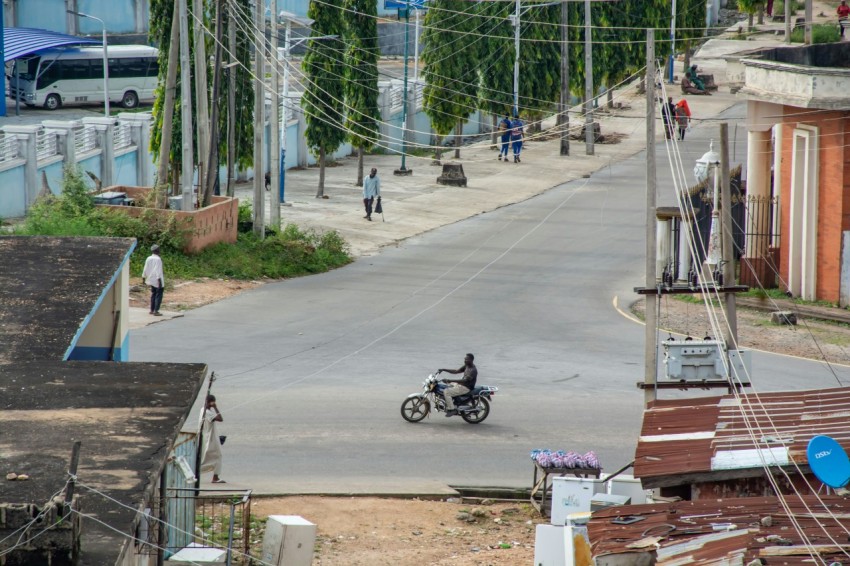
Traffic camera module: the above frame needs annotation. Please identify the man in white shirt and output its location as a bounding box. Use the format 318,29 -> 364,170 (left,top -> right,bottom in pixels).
141,244 -> 164,316
362,167 -> 381,221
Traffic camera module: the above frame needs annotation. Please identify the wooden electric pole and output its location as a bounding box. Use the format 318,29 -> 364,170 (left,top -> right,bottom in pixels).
559,0 -> 569,156
178,0 -> 194,211
203,0 -> 223,207
644,29 -> 657,407
252,0 -> 266,238
719,122 -> 738,349
192,0 -> 211,197
584,0 -> 594,155
156,1 -> 180,204
269,0 -> 281,230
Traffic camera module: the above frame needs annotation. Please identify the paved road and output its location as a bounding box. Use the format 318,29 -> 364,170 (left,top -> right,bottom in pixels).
131,103 -> 850,493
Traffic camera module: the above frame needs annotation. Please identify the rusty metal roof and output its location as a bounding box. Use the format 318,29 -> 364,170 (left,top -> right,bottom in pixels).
589,495 -> 850,565
634,387 -> 850,488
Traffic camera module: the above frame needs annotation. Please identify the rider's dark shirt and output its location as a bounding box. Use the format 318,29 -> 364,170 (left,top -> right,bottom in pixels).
459,365 -> 478,389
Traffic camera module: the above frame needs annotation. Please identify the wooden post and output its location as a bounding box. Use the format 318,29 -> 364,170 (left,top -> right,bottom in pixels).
644,29 -> 657,407
64,441 -> 82,508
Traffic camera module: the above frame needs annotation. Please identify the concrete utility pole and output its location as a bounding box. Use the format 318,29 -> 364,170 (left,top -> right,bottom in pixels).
282,19 -> 292,204
559,0 -> 569,156
719,123 -> 738,349
804,0 -> 813,43
192,0 -> 211,193
253,0 -> 266,237
669,0 -> 677,83
395,6 -> 413,175
156,2 -> 180,199
513,0 -> 520,116
269,0 -> 281,229
203,0 -> 223,207
226,4 -> 236,197
644,29 -> 657,407
178,0 -> 194,211
584,0 -> 594,155
784,0 -> 791,43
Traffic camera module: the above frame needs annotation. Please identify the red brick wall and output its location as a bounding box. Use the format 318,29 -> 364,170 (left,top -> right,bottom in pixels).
776,108 -> 848,303
97,186 -> 238,254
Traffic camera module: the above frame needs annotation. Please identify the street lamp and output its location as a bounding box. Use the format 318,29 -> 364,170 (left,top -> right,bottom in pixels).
67,10 -> 109,117
695,140 -> 721,268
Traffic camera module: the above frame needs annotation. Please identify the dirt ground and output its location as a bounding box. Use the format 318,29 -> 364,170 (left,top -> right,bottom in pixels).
129,277 -> 266,311
250,496 -> 541,566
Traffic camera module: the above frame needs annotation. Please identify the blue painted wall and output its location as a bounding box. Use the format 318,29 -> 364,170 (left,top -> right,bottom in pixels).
37,160 -> 64,195
0,165 -> 25,218
18,0 -> 66,31
78,0 -> 138,34
76,154 -> 102,185
113,151 -> 138,186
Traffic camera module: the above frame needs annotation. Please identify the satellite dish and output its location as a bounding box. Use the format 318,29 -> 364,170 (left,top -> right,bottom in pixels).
807,435 -> 850,488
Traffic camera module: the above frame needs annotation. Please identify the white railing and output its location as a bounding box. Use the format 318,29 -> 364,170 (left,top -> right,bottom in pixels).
0,135 -> 19,164
113,122 -> 132,150
389,86 -> 403,112
36,129 -> 58,161
414,82 -> 424,110
75,125 -> 97,154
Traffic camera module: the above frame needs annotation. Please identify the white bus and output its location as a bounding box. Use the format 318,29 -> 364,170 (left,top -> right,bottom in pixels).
8,45 -> 159,110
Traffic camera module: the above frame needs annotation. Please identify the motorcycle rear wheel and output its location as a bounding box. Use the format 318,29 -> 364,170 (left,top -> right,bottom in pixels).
401,396 -> 431,423
460,398 -> 491,424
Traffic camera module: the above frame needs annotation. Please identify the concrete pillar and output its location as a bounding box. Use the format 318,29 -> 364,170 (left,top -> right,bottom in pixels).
134,0 -> 146,33
742,128 -> 772,286
118,112 -> 153,186
66,0 -> 77,35
377,83 -> 391,147
42,120 -> 80,171
83,116 -> 117,188
677,215 -> 693,283
3,125 -> 40,210
296,105 -> 308,168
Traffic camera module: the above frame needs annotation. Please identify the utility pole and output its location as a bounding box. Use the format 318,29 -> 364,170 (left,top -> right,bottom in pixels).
226,3 -> 236,197
413,8 -> 421,84
156,1 -> 180,204
269,0 -> 281,229
784,0 -> 791,43
669,0 -> 677,83
584,0 -> 594,155
644,29 -> 657,407
281,19 -> 292,204
178,0 -> 194,211
252,0 -> 266,237
804,0 -> 812,44
513,0 -> 520,116
203,0 -> 223,207
192,0 -> 210,202
559,0 -> 569,156
719,122 -> 738,349
395,5 -> 413,176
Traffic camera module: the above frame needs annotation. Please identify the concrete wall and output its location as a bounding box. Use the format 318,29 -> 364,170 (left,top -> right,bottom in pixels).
0,162 -> 26,218
69,257 -> 131,361
0,500 -> 81,564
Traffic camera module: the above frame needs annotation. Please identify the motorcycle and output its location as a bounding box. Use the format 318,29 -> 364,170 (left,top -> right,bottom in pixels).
400,370 -> 498,424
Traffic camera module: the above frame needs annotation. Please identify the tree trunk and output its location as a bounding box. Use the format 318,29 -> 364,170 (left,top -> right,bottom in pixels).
356,147 -> 364,187
491,114 -> 498,148
607,88 -> 614,109
683,42 -> 692,74
316,146 -> 326,198
454,121 -> 462,159
748,12 -> 754,30
757,5 -> 764,24
434,135 -> 443,163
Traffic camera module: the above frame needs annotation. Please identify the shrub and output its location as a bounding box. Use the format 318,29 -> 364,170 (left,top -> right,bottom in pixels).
790,23 -> 840,43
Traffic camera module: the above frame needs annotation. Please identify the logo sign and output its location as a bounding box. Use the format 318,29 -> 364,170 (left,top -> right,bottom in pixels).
807,435 -> 850,488
385,0 -> 427,9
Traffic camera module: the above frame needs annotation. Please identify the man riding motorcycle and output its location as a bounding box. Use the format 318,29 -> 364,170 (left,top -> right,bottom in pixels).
438,353 -> 477,417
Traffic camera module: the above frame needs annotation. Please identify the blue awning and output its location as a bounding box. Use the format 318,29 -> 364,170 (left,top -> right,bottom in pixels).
3,27 -> 100,62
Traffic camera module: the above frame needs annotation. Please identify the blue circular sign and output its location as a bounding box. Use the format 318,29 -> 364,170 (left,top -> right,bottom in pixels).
807,435 -> 850,488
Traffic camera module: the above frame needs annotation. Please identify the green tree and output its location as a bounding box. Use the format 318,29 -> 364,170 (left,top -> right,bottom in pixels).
343,0 -> 381,187
519,4 -> 561,133
738,0 -> 765,29
477,1 -> 514,145
421,0 -> 480,161
302,0 -> 347,198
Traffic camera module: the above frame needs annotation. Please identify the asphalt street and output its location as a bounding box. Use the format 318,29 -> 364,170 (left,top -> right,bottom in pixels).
131,103 -> 850,494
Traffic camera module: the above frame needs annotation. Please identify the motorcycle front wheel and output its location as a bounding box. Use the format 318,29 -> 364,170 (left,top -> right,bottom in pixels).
401,396 -> 431,423
461,398 -> 491,424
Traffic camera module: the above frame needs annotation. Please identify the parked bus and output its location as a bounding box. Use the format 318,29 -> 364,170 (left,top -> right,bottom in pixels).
7,45 -> 159,110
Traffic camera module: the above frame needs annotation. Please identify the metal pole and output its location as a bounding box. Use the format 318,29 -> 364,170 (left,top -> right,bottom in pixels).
398,7 -> 411,173
559,0 -> 569,156
252,0 -> 265,237
719,123 -> 738,349
102,21 -> 109,116
513,0 -> 520,117
280,20 -> 291,203
584,0 -> 594,155
270,0 -> 281,228
413,8 -> 420,84
644,28 -> 657,407
669,0 -> 676,83
178,0 -> 194,211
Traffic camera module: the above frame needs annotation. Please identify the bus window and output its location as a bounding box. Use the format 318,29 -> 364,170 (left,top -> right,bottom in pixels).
62,59 -> 91,80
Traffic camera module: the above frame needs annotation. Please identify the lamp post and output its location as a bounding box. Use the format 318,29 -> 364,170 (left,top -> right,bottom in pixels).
694,140 -> 722,269
67,10 -> 109,117
395,3 -> 413,176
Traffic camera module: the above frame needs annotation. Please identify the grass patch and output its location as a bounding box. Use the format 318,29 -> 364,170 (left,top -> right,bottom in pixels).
773,0 -> 802,15
790,23 -> 841,43
15,167 -> 352,281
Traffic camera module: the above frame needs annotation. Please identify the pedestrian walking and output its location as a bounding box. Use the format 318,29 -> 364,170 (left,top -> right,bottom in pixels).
675,98 -> 692,140
200,394 -> 226,483
510,115 -> 524,163
363,167 -> 381,222
661,96 -> 676,140
498,114 -> 512,162
142,244 -> 164,316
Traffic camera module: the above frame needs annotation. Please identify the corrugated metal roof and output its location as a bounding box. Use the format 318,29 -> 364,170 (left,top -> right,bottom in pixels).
588,495 -> 850,565
3,27 -> 99,62
634,387 -> 850,487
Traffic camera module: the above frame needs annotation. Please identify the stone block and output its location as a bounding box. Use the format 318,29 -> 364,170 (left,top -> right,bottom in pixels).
770,311 -> 797,325
437,163 -> 467,187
